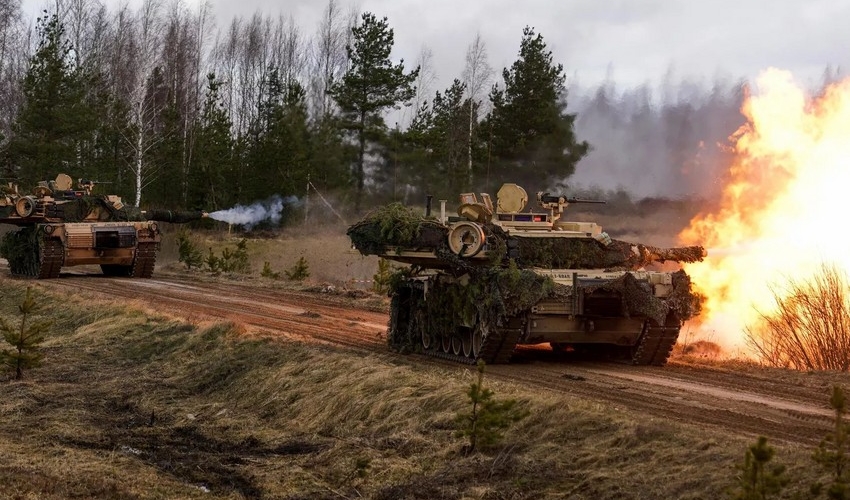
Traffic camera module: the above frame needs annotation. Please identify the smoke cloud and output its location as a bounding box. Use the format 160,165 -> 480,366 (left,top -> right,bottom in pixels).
208,195 -> 301,229
564,75 -> 747,200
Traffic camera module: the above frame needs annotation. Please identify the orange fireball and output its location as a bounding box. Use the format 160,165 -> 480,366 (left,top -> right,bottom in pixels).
679,68 -> 850,352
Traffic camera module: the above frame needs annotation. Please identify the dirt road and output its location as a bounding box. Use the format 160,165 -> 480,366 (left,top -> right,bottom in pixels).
27,268 -> 838,446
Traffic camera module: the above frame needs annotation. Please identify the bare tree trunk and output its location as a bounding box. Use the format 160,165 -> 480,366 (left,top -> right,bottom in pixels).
408,45 -> 435,127
355,109 -> 366,212
124,0 -> 164,207
462,33 -> 492,189
308,0 -> 347,120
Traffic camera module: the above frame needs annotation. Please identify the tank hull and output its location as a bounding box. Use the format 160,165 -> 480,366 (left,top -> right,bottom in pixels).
2,222 -> 160,279
388,268 -> 689,366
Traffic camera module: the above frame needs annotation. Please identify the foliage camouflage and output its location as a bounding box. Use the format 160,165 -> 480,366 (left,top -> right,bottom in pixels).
574,269 -> 703,326
386,262 -> 554,353
348,204 -> 705,272
346,203 -> 444,255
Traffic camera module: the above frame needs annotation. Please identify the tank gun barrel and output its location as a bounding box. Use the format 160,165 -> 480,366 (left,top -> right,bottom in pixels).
142,209 -> 208,224
539,192 -> 606,205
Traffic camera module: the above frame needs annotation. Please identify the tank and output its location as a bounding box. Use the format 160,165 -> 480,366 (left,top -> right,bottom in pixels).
0,173 -> 207,279
347,183 -> 706,366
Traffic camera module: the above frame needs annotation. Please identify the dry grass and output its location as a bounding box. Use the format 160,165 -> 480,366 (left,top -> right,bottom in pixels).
0,279 -> 833,499
158,224 -> 380,289
747,264 -> 850,371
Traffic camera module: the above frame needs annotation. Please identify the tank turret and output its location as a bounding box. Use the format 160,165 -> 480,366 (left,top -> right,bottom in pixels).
0,174 -> 207,279
348,183 -> 706,366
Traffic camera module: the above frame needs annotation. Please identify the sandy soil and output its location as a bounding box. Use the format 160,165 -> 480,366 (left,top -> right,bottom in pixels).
23,264 -> 836,448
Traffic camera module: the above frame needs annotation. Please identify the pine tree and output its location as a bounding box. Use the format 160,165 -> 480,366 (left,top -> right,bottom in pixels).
385,80 -> 481,202
189,73 -> 234,210
813,385 -> 850,499
0,286 -> 52,380
143,67 -> 185,208
244,69 -> 311,205
485,26 -> 589,190
6,12 -> 94,185
455,360 -> 528,453
328,12 -> 419,211
733,436 -> 788,500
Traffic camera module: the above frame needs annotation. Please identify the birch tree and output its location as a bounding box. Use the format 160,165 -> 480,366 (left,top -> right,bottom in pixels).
308,0 -> 348,121
462,33 -> 492,188
123,0 -> 164,206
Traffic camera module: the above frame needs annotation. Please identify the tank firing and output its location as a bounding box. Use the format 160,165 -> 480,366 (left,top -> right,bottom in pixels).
0,174 -> 207,279
348,183 -> 706,366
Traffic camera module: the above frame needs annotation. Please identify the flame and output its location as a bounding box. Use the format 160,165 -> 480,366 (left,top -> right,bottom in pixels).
679,68 -> 850,352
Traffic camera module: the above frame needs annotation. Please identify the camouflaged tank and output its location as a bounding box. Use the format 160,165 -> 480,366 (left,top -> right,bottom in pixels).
0,174 -> 206,278
348,183 -> 706,366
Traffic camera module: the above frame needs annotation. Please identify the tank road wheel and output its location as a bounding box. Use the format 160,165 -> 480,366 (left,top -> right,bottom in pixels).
412,307 -> 433,352
441,334 -> 451,353
451,334 -> 463,356
420,321 -> 432,350
461,327 -> 473,358
472,322 -> 487,359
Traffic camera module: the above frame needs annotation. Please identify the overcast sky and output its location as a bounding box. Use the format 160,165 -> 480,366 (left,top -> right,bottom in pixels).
21,0 -> 850,92
199,0 -> 850,92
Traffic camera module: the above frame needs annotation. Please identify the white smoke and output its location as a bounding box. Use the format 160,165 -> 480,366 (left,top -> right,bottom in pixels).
208,195 -> 301,229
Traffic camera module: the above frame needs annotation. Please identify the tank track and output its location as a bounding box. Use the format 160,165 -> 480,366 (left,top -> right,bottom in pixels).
478,326 -> 522,364
630,317 -> 681,366
130,242 -> 157,278
420,326 -> 522,365
37,238 -> 64,279
8,236 -> 64,279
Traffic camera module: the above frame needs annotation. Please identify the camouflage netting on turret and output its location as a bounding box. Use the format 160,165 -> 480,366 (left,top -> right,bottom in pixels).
508,234 -> 705,270
576,269 -> 703,325
347,203 -> 446,255
348,205 -> 704,271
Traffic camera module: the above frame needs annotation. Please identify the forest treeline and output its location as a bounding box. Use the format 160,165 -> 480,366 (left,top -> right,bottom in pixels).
0,0 -> 836,217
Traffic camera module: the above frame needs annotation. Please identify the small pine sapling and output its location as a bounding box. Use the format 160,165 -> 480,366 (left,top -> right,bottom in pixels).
176,231 -> 203,269
0,286 -> 52,380
261,261 -> 280,279
455,360 -> 528,453
813,385 -> 850,499
285,256 -> 310,281
205,247 -> 221,272
218,239 -> 251,273
732,436 -> 788,500
206,239 -> 251,274
372,258 -> 393,294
